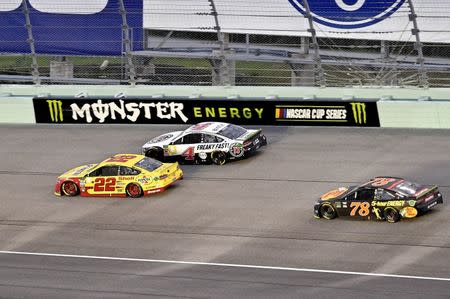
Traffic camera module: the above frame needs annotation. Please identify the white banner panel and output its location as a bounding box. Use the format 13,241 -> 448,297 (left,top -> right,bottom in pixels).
143,0 -> 450,43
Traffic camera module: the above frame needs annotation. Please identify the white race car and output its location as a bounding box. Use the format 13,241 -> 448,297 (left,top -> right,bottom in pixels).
142,122 -> 267,165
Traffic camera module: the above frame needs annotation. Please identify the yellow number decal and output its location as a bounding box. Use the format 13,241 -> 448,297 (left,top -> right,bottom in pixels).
350,202 -> 359,216
350,202 -> 371,216
359,202 -> 370,216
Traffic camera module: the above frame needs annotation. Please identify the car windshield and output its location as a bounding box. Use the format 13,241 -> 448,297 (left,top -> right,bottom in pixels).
217,124 -> 247,139
391,180 -> 425,195
134,157 -> 163,172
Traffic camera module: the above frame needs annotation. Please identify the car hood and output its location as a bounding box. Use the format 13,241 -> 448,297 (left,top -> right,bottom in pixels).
142,131 -> 183,148
58,164 -> 97,179
320,186 -> 356,201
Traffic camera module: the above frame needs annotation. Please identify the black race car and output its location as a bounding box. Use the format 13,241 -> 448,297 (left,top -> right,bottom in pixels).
314,177 -> 443,223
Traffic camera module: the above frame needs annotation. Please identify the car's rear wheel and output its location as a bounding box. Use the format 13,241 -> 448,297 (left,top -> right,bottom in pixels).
145,147 -> 163,161
211,151 -> 227,165
126,183 -> 143,198
384,207 -> 400,223
61,181 -> 79,196
319,203 -> 337,220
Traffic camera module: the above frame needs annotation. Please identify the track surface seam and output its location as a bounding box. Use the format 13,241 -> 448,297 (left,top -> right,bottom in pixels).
2,170 -> 450,187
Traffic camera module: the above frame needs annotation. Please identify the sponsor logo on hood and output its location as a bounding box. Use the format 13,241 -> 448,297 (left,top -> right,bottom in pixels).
321,187 -> 348,200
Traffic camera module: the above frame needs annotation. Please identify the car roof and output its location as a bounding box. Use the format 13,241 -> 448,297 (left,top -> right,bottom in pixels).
184,122 -> 231,134
98,154 -> 144,167
361,177 -> 406,190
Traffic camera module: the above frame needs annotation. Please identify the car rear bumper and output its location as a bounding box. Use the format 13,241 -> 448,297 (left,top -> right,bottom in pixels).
243,134 -> 267,154
144,169 -> 183,195
416,194 -> 443,212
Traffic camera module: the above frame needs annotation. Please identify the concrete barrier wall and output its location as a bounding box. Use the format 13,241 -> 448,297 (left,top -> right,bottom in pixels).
378,100 -> 450,128
0,97 -> 35,123
1,85 -> 450,128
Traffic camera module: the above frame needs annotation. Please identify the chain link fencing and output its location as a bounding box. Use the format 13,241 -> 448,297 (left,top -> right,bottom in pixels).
1,0 -> 450,88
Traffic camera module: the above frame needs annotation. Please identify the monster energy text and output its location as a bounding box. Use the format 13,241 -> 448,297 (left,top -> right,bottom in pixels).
70,100 -> 188,123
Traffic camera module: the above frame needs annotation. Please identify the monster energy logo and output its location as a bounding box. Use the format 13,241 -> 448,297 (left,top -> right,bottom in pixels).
46,100 -> 64,122
350,102 -> 366,124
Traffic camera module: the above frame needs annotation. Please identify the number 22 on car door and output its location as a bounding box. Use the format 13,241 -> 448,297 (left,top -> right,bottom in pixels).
86,166 -> 118,195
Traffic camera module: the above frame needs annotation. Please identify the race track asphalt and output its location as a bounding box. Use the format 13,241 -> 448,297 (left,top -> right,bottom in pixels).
0,124 -> 449,298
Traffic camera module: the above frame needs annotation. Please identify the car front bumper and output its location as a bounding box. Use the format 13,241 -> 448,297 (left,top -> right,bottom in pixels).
313,202 -> 321,218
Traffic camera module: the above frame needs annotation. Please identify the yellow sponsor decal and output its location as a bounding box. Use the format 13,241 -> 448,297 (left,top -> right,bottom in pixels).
47,100 -> 64,122
371,200 -> 405,207
372,207 -> 382,220
400,206 -> 418,218
350,102 -> 367,124
167,145 -> 177,156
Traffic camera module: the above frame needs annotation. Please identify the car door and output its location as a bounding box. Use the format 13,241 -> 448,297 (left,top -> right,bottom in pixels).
349,188 -> 375,219
335,191 -> 356,216
198,133 -> 225,153
168,133 -> 202,161
199,133 -> 228,161
370,188 -> 399,220
84,165 -> 119,196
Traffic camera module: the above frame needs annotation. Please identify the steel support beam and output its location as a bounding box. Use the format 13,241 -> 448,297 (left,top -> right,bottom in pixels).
301,0 -> 326,87
119,0 -> 136,85
208,0 -> 234,85
407,0 -> 428,88
21,0 -> 40,85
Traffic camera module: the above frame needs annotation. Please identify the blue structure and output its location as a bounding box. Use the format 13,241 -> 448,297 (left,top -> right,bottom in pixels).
0,0 -> 143,55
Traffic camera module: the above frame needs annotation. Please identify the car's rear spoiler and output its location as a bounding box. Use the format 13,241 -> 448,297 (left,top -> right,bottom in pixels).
237,129 -> 262,142
416,185 -> 439,202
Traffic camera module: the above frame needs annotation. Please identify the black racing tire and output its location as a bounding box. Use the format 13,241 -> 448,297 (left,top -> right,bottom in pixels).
384,207 -> 400,223
319,203 -> 337,220
126,183 -> 143,198
211,151 -> 227,165
61,181 -> 79,196
145,147 -> 163,161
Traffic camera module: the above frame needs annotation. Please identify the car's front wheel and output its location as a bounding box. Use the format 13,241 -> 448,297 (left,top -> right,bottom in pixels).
211,151 -> 227,165
61,181 -> 79,196
384,207 -> 400,223
145,147 -> 163,161
126,183 -> 143,198
319,203 -> 337,220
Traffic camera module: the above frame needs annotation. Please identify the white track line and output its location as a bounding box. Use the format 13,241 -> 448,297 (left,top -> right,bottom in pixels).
1,250 -> 449,282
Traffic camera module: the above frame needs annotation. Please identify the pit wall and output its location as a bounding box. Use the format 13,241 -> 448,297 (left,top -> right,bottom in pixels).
1,85 -> 450,128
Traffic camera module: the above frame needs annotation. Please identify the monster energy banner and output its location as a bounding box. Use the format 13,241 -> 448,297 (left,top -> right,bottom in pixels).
33,97 -> 379,127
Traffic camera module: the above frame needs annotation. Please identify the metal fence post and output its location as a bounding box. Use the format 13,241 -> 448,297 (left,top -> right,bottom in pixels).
406,0 -> 428,88
301,0 -> 326,87
208,0 -> 234,86
21,0 -> 40,85
119,0 -> 136,85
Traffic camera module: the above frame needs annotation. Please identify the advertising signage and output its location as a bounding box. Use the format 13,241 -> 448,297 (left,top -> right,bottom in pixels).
33,97 -> 380,127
